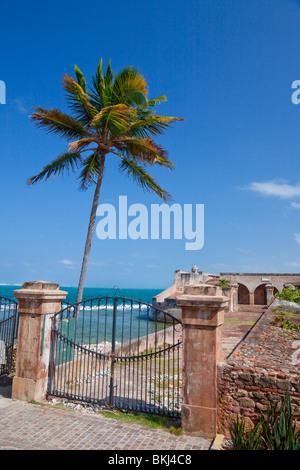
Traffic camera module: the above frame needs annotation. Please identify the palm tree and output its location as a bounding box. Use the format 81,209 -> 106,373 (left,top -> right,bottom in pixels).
27,59 -> 182,305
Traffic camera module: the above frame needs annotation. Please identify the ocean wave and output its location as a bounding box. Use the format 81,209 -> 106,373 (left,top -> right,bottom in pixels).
62,304 -> 150,312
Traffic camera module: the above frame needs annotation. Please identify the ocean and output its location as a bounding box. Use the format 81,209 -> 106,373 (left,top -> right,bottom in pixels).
0,285 -> 162,305
0,285 -> 164,344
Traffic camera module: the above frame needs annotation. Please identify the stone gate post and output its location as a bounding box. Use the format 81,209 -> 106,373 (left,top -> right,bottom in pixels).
12,281 -> 67,402
177,284 -> 228,439
265,283 -> 275,306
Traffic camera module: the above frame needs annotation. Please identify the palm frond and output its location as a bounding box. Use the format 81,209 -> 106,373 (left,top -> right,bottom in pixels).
141,96 -> 167,108
74,65 -> 87,91
89,58 -> 106,110
111,66 -> 148,106
105,60 -> 113,88
62,74 -> 97,125
31,106 -> 88,141
100,60 -> 114,108
78,152 -> 101,190
127,114 -> 183,138
90,104 -> 133,135
116,137 -> 175,170
119,157 -> 171,202
27,151 -> 82,185
68,137 -> 97,152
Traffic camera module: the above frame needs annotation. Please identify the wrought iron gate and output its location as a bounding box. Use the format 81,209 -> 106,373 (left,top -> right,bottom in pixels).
0,297 -> 18,376
48,296 -> 182,417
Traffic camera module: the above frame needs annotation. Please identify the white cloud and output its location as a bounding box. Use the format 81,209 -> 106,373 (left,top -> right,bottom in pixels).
248,181 -> 300,199
294,233 -> 300,244
59,259 -> 75,268
89,260 -> 106,267
285,260 -> 300,267
237,248 -> 255,255
291,202 -> 300,209
12,99 -> 27,114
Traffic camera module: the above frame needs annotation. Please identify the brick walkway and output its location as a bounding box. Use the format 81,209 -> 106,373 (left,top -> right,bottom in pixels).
0,393 -> 211,450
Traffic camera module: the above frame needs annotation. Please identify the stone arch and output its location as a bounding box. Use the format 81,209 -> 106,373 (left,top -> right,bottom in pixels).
254,283 -> 267,305
238,283 -> 250,304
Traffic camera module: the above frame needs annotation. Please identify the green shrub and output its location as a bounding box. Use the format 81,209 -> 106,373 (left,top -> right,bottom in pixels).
275,286 -> 300,304
229,394 -> 300,450
229,416 -> 262,450
271,316 -> 300,332
259,394 -> 300,450
217,279 -> 231,288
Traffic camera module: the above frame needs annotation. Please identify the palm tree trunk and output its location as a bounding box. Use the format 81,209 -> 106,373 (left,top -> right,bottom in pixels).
76,154 -> 105,307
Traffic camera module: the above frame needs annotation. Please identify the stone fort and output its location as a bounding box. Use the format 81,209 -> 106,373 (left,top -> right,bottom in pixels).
152,265 -> 300,316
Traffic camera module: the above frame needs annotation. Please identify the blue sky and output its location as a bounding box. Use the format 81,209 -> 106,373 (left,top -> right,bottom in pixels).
1,0 -> 300,289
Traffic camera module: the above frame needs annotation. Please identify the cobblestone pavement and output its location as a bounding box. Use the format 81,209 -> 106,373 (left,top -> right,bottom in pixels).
0,393 -> 211,450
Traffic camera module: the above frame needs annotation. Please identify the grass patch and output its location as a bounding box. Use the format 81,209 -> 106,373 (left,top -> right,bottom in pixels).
272,309 -> 300,319
30,399 -> 74,412
224,317 -> 239,324
271,309 -> 300,331
99,409 -> 182,435
29,400 -> 182,435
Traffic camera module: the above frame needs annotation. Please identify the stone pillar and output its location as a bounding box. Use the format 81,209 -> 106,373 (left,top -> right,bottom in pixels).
12,281 -> 67,402
221,287 -> 231,312
231,283 -> 239,311
177,284 -> 228,439
265,283 -> 274,306
249,292 -> 255,305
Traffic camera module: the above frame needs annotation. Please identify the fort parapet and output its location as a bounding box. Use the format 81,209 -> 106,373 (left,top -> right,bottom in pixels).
153,266 -> 300,317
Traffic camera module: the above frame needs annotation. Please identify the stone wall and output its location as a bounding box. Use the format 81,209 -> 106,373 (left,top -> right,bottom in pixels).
217,307 -> 300,436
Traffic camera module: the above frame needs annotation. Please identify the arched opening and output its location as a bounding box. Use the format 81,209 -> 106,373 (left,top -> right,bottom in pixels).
274,287 -> 279,296
254,284 -> 267,305
238,283 -> 250,304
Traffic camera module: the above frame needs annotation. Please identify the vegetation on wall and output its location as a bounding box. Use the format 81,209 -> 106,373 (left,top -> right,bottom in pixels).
229,394 -> 300,450
271,315 -> 300,332
275,286 -> 300,304
217,279 -> 231,288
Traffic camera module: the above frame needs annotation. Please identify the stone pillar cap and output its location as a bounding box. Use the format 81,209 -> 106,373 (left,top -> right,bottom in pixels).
177,295 -> 228,307
14,280 -> 68,300
183,283 -> 223,296
22,281 -> 61,290
176,283 -> 228,307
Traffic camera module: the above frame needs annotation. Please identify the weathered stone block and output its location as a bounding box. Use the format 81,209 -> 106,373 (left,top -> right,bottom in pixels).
276,379 -> 292,391
256,402 -> 269,412
239,372 -> 253,384
238,397 -> 255,408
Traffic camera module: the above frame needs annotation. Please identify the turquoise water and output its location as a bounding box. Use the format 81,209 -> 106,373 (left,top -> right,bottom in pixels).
0,285 -> 164,345
0,285 -> 162,305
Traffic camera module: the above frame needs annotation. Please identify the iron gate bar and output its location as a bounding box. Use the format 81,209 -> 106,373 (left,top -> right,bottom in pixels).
48,296 -> 183,417
0,297 -> 18,376
109,297 -> 117,406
